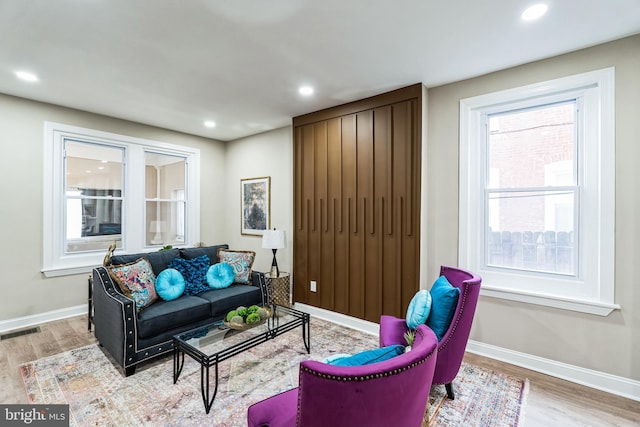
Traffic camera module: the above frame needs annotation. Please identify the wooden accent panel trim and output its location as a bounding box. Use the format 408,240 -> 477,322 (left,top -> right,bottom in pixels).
293,83 -> 423,127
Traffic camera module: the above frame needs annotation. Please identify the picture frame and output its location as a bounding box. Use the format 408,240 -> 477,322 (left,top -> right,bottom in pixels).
241,176 -> 270,235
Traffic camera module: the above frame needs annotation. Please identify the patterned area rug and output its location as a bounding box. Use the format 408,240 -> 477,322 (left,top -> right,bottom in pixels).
20,318 -> 527,426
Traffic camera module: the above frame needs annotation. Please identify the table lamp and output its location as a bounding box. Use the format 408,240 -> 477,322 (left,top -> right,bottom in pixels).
262,229 -> 286,277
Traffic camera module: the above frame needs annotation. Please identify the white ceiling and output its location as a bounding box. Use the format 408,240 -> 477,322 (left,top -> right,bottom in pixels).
1,0 -> 639,141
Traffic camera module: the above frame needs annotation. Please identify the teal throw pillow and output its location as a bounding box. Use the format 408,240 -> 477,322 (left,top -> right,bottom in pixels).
155,268 -> 186,301
328,345 -> 405,366
426,275 -> 461,341
406,290 -> 432,330
206,262 -> 235,289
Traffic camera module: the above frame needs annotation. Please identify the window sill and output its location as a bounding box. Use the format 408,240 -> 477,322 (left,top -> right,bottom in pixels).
41,265 -> 96,278
480,286 -> 620,316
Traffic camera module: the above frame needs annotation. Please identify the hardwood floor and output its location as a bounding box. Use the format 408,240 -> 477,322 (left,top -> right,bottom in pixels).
1,315 -> 639,426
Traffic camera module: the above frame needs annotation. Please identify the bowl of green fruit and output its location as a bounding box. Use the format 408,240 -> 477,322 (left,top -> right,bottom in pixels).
224,305 -> 271,330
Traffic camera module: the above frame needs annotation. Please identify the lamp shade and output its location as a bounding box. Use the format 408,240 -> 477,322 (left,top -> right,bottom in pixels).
262,229 -> 286,249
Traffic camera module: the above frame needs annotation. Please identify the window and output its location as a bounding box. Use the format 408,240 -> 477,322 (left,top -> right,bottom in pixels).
65,141 -> 124,254
459,68 -> 618,315
43,123 -> 200,277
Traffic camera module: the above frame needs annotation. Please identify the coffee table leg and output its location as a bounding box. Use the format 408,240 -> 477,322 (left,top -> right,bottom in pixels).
302,314 -> 311,353
173,345 -> 185,384
201,360 -> 219,414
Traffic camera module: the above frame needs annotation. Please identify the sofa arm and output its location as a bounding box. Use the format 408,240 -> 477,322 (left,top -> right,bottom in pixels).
251,270 -> 269,306
92,266 -> 138,373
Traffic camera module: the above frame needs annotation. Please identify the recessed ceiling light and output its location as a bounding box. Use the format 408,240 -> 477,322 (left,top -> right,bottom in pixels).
15,70 -> 39,82
521,3 -> 548,21
299,85 -> 314,96
204,120 -> 216,128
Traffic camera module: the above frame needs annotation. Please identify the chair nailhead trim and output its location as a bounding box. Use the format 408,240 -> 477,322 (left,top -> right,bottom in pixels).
300,352 -> 434,382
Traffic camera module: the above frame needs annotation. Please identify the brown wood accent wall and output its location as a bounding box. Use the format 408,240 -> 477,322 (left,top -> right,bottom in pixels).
293,84 -> 422,322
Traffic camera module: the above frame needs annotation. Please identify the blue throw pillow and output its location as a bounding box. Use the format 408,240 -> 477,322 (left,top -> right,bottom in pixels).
206,262 -> 235,289
426,275 -> 461,341
168,254 -> 211,295
406,290 -> 432,329
328,345 -> 405,366
155,268 -> 186,301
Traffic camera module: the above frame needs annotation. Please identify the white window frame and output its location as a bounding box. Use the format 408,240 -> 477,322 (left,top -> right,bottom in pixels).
459,68 -> 618,316
43,122 -> 200,277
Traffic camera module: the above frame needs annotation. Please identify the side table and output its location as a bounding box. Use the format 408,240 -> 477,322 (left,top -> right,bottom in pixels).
265,272 -> 291,307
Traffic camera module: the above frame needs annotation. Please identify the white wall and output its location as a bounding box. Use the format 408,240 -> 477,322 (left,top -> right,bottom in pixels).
0,94 -> 226,321
426,35 -> 640,382
224,126 -> 293,275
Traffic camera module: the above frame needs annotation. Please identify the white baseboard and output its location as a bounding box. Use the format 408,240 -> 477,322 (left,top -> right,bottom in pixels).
0,305 -> 87,333
467,340 -> 640,402
294,303 -> 379,336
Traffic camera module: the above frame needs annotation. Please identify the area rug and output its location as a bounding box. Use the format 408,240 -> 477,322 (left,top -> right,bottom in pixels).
20,318 -> 527,426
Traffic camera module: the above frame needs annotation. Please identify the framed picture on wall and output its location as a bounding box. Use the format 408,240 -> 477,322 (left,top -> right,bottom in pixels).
241,176 -> 270,235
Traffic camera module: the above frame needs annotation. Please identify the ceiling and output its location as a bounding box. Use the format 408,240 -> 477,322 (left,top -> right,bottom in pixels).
1,1 -> 639,142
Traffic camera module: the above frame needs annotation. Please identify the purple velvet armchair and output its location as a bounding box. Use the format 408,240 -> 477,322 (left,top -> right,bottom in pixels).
247,324 -> 438,427
380,265 -> 481,400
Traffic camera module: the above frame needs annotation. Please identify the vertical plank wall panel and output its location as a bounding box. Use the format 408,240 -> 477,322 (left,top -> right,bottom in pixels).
293,84 -> 422,321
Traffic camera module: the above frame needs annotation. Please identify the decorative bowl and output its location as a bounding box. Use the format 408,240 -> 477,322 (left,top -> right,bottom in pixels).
223,307 -> 271,330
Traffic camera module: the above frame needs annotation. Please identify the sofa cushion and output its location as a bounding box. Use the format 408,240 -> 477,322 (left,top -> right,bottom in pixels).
136,295 -> 211,338
206,263 -> 235,289
107,257 -> 158,311
217,249 -> 256,284
155,268 -> 186,301
111,248 -> 180,275
180,245 -> 229,263
196,284 -> 262,318
168,255 -> 211,295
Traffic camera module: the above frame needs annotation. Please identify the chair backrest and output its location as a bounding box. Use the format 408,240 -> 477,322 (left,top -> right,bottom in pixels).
433,265 -> 482,384
295,324 -> 438,427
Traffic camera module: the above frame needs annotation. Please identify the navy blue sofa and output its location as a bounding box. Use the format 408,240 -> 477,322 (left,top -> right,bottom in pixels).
92,244 -> 267,376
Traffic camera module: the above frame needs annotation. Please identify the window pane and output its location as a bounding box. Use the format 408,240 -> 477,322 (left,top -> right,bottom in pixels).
145,152 -> 187,247
65,140 -> 123,253
145,153 -> 185,198
488,102 -> 575,189
146,201 -> 185,246
487,190 -> 575,275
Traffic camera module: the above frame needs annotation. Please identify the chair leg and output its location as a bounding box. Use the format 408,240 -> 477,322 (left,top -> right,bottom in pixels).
445,382 -> 455,400
124,365 -> 136,377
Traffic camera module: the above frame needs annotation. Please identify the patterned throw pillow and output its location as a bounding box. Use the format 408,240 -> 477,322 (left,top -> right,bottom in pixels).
168,254 -> 211,295
217,249 -> 256,284
108,257 -> 158,311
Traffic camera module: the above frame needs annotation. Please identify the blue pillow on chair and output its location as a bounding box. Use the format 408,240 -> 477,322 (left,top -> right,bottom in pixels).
155,268 -> 186,301
327,345 -> 405,366
426,275 -> 460,341
406,290 -> 432,329
206,262 -> 235,289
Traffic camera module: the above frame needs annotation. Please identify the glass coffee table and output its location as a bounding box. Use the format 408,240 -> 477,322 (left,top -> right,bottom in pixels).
172,304 -> 310,414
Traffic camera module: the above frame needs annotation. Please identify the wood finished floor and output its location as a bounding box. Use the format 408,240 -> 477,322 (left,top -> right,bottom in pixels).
1,315 -> 639,426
